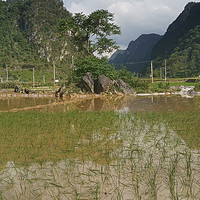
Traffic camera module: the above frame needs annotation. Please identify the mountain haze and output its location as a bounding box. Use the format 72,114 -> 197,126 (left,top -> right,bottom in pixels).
110,34 -> 162,73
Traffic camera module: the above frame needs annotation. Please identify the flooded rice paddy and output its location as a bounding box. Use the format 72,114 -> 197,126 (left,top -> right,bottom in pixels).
0,94 -> 199,112
0,94 -> 200,199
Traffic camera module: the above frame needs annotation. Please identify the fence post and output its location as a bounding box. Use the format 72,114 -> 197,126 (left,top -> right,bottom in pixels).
6,66 -> 8,82
160,68 -> 162,79
151,60 -> 153,83
43,74 -> 45,84
33,68 -> 35,87
53,62 -> 56,85
164,59 -> 167,81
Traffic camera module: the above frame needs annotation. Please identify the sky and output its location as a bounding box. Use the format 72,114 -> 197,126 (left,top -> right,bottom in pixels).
63,0 -> 200,50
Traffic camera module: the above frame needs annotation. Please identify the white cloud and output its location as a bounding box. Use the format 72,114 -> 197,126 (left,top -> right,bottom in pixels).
63,0 -> 200,48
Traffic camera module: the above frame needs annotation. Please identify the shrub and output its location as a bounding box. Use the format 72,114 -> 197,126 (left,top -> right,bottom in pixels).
75,56 -> 117,80
0,82 -> 16,89
194,82 -> 200,91
158,82 -> 170,90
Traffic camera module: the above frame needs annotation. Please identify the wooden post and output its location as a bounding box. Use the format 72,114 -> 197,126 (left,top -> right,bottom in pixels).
164,59 -> 167,81
160,68 -> 162,79
53,62 -> 56,85
43,74 -> 45,84
151,60 -> 153,83
33,68 -> 35,87
6,66 -> 8,82
71,56 -> 74,70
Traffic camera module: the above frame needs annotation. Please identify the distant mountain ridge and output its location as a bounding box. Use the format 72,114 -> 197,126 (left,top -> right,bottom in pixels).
110,2 -> 200,77
152,2 -> 200,59
151,2 -> 200,77
109,34 -> 162,73
109,50 -> 125,62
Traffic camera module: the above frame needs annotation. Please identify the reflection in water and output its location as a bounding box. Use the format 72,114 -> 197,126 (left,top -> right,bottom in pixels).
0,94 -> 200,113
38,95 -> 200,113
0,97 -> 56,111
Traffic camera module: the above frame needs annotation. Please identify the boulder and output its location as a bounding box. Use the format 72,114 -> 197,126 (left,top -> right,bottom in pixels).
94,75 -> 113,94
114,79 -> 136,95
14,85 -> 21,93
24,88 -> 30,94
81,72 -> 94,93
55,85 -> 67,98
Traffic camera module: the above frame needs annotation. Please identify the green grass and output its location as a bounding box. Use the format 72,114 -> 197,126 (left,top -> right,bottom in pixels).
149,82 -> 195,87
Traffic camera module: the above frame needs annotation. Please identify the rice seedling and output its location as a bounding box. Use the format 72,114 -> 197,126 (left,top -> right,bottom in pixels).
0,99 -> 199,199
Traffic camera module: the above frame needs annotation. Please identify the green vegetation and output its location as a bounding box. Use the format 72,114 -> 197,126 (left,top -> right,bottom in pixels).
152,18 -> 200,78
0,111 -> 119,169
59,9 -> 121,55
0,109 -> 199,199
0,0 -> 77,73
163,111 -> 200,149
152,26 -> 200,78
194,80 -> 200,91
0,110 -> 199,169
0,0 -> 123,89
1,0 -> 199,92
74,56 -> 117,80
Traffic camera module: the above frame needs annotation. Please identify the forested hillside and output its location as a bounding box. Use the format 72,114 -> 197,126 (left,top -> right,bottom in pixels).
151,2 -> 200,77
0,0 -> 76,71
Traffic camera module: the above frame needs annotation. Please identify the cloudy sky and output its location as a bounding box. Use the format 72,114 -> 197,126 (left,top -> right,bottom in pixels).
63,0 -> 200,49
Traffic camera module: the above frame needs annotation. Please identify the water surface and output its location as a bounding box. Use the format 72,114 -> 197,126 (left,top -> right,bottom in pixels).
0,94 -> 200,199
0,94 -> 199,112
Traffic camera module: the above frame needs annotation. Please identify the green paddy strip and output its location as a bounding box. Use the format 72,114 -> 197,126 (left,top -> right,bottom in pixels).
0,110 -> 199,169
0,111 -> 120,169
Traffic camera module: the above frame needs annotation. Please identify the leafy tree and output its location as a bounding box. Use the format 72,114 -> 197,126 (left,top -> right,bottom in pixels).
117,65 -> 135,84
74,56 -> 117,80
59,9 -> 121,55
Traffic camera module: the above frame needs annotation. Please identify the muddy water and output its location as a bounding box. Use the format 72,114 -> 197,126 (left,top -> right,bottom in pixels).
0,94 -> 200,199
0,94 -> 199,112
0,96 -> 56,111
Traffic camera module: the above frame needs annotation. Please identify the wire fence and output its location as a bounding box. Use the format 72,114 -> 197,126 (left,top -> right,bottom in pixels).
0,59 -> 170,89
0,67 -> 71,89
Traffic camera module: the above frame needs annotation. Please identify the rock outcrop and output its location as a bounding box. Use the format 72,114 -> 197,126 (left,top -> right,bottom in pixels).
55,85 -> 67,98
14,85 -> 22,93
152,2 -> 200,59
94,75 -> 113,94
81,72 -> 94,93
114,79 -> 136,95
80,73 -> 136,95
24,88 -> 30,94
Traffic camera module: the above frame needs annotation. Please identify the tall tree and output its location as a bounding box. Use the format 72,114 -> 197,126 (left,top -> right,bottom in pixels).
59,9 -> 121,55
